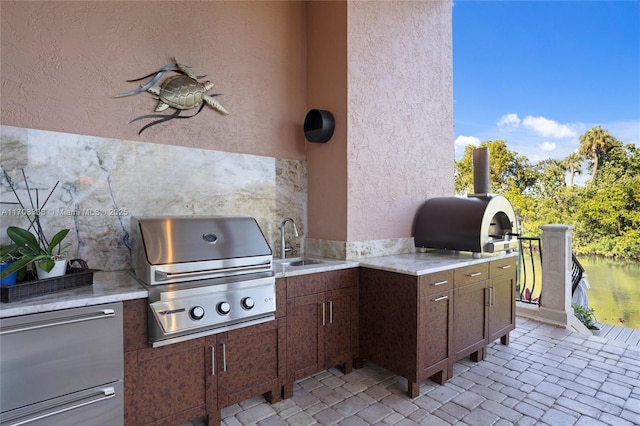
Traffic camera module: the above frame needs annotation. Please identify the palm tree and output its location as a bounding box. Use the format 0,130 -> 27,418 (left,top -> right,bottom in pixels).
578,126 -> 615,181
563,152 -> 583,186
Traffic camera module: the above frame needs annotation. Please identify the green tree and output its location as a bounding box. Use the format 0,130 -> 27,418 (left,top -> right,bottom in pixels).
562,152 -> 583,187
453,134 -> 639,259
535,159 -> 566,197
454,140 -> 535,195
578,126 -> 617,182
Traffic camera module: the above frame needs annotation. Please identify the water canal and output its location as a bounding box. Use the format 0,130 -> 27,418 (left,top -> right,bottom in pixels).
580,256 -> 640,330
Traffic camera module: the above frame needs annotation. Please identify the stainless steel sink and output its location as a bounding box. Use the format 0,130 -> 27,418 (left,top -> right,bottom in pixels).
277,258 -> 325,267
287,259 -> 324,267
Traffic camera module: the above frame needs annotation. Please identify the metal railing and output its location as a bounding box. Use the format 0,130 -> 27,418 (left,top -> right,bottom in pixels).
517,236 -> 585,307
571,253 -> 585,295
517,236 -> 542,305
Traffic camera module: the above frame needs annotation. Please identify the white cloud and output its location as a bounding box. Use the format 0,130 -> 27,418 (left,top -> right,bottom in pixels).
540,142 -> 557,151
522,115 -> 577,138
454,135 -> 481,149
497,113 -> 521,127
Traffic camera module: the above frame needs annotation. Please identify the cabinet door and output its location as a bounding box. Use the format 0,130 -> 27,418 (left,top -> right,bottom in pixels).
488,273 -> 516,344
214,321 -> 281,408
287,293 -> 325,381
420,289 -> 452,384
453,280 -> 489,362
129,338 -> 207,425
325,287 -> 355,372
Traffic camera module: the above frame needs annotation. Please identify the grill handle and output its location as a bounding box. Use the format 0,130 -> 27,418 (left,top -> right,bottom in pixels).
154,263 -> 270,282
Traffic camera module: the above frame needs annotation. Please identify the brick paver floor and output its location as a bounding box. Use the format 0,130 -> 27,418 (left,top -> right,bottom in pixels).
216,317 -> 640,425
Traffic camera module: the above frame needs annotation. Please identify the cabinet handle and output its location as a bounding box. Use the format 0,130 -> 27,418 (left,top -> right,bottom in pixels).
211,346 -> 215,376
466,272 -> 482,277
432,295 -> 449,302
329,300 -> 333,324
499,264 -> 512,270
491,286 -> 496,306
484,287 -> 491,306
222,343 -> 227,372
433,280 -> 448,286
321,302 -> 326,326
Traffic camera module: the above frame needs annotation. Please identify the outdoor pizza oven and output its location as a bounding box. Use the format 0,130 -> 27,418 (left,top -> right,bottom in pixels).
414,194 -> 518,256
414,147 -> 519,257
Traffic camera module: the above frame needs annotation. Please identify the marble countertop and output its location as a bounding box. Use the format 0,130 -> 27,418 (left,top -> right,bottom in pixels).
273,257 -> 359,278
1,251 -> 517,318
0,270 -> 146,318
358,250 -> 518,276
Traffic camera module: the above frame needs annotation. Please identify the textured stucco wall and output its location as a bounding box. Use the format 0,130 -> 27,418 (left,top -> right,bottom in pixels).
0,1 -> 307,160
306,1 -> 348,241
1,0 -> 454,253
346,1 -> 453,241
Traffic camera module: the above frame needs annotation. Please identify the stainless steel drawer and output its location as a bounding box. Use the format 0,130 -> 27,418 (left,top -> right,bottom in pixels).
0,303 -> 123,413
0,380 -> 123,426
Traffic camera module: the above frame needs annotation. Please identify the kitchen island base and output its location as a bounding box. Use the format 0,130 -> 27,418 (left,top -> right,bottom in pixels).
358,255 -> 516,398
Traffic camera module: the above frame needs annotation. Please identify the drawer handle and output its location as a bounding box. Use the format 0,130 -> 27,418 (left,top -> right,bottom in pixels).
432,280 -> 448,286
499,265 -> 512,270
466,272 -> 482,277
432,295 -> 449,302
3,387 -> 115,425
0,309 -> 115,335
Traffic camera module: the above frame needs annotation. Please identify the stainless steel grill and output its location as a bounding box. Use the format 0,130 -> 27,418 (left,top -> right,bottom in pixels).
131,216 -> 276,347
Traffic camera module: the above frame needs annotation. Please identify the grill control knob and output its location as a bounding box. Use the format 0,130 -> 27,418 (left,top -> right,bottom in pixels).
190,306 -> 205,320
241,297 -> 255,310
217,301 -> 231,315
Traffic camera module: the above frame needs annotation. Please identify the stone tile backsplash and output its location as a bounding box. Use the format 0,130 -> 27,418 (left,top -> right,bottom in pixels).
0,126 -> 306,272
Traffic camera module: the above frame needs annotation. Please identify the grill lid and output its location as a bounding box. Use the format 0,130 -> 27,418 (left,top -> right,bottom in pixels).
137,216 -> 271,265
131,216 -> 273,285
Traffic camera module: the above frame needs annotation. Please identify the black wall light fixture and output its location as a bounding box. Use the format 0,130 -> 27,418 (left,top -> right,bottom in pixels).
304,109 -> 334,143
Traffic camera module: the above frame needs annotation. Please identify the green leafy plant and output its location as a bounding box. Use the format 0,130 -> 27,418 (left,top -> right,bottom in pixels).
1,244 -> 21,263
572,303 -> 598,330
0,227 -> 70,278
1,168 -> 72,279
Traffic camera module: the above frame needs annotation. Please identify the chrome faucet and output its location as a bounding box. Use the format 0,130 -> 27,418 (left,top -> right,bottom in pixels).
280,218 -> 299,259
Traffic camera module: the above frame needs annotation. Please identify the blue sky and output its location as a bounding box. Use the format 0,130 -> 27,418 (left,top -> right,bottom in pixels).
453,0 -> 640,163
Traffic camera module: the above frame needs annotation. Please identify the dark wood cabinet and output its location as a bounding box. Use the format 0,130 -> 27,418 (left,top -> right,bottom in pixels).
284,269 -> 358,398
359,268 -> 453,398
488,256 -> 517,344
123,299 -> 208,426
121,257 -> 516,420
452,262 -> 490,367
123,299 -> 283,426
450,258 -> 516,376
206,320 -> 284,424
419,270 -> 454,390
452,279 -> 489,364
360,255 -> 517,397
325,286 -> 357,370
287,292 -> 325,382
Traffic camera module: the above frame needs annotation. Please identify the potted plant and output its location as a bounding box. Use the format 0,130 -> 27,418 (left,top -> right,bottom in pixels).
572,303 -> 600,335
0,243 -> 22,284
1,226 -> 71,280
